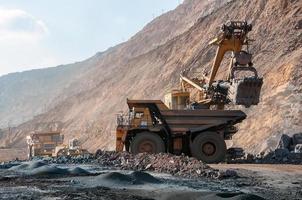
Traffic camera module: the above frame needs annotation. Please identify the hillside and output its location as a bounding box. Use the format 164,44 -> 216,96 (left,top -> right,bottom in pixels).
0,0 -> 301,159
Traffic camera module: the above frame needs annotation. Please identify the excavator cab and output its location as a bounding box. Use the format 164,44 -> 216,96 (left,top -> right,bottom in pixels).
164,89 -> 190,110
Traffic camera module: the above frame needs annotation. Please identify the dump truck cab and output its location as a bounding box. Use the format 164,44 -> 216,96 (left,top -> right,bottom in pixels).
116,99 -> 246,163
116,100 -> 168,152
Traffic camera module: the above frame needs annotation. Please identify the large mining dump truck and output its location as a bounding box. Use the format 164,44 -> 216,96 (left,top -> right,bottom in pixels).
116,99 -> 246,163
115,21 -> 262,163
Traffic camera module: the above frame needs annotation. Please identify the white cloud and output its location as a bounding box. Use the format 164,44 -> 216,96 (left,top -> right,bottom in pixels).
0,7 -> 60,76
0,7 -> 48,41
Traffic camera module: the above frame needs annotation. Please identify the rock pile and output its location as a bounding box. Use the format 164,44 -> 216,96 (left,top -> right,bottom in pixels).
0,160 -> 21,169
95,151 -> 223,179
6,160 -> 91,176
5,151 -> 228,179
256,133 -> 302,164
228,133 -> 302,164
46,154 -> 94,164
2,150 -> 247,180
97,171 -> 161,185
228,150 -> 302,164
255,150 -> 302,164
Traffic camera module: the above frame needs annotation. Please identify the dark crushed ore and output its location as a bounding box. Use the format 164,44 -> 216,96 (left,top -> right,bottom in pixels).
2,152 -> 234,179
94,151 -> 223,179
97,171 -> 161,185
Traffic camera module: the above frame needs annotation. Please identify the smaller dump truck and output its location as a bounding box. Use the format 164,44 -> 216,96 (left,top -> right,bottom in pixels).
116,99 -> 246,163
26,132 -> 89,158
26,131 -> 64,159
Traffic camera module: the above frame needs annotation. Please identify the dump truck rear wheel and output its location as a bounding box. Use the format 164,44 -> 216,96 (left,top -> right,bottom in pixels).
130,132 -> 165,154
191,132 -> 226,163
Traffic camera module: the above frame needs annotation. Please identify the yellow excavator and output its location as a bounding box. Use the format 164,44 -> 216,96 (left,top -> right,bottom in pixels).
115,21 -> 263,163
178,21 -> 262,110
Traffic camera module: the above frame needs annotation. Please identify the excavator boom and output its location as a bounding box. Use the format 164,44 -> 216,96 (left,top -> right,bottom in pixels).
180,21 -> 262,108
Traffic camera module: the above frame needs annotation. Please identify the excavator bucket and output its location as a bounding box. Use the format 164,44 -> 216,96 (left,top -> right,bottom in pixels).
229,77 -> 263,107
228,66 -> 263,107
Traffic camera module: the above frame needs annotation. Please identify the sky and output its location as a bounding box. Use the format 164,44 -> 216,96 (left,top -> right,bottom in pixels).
0,0 -> 182,76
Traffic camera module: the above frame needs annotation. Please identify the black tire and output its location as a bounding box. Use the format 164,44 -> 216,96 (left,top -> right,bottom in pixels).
293,133 -> 302,145
190,132 -> 226,163
130,132 -> 165,154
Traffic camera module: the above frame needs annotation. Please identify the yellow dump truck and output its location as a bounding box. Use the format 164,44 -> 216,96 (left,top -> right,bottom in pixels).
116,99 -> 246,163
26,131 -> 64,158
26,132 -> 89,158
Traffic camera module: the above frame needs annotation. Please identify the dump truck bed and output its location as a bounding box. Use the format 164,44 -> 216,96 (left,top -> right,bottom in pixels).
160,109 -> 246,133
127,99 -> 246,133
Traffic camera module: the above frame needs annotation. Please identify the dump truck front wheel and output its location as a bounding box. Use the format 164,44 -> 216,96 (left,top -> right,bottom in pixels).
191,132 -> 226,163
130,132 -> 165,154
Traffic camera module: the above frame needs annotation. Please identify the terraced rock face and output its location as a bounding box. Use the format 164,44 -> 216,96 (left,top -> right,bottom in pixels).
0,0 -> 301,159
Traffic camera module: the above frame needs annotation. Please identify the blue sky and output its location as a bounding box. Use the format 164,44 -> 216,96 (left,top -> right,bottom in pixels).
0,0 -> 182,76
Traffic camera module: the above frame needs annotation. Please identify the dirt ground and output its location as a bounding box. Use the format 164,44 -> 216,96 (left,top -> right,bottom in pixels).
0,161 -> 301,200
210,164 -> 302,174
0,149 -> 27,162
211,164 -> 302,199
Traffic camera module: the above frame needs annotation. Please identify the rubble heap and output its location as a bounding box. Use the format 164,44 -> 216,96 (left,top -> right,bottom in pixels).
257,133 -> 302,164
227,133 -> 302,164
95,151 -> 223,179
12,151 -> 229,179
257,150 -> 302,164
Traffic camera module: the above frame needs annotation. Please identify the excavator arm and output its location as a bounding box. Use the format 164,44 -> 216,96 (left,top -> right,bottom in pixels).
180,21 -> 262,109
208,36 -> 244,87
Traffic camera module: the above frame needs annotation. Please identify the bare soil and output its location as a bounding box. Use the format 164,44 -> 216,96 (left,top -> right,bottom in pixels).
0,162 -> 301,200
211,164 -> 302,199
210,164 -> 302,174
0,149 -> 27,162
